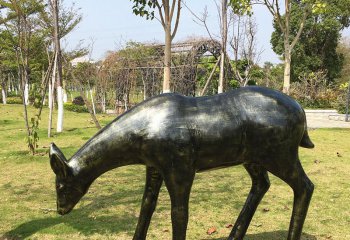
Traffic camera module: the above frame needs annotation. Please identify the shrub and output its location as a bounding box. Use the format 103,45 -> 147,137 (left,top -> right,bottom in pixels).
290,71 -> 337,109
64,102 -> 89,113
73,96 -> 85,106
332,83 -> 349,114
6,96 -> 23,104
7,91 -> 19,97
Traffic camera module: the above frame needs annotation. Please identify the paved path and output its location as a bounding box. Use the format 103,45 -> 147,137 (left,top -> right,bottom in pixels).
305,110 -> 350,128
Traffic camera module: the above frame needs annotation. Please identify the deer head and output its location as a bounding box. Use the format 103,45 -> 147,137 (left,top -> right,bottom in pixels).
50,143 -> 88,215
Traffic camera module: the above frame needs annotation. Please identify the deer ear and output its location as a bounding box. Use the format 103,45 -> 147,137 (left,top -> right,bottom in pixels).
50,143 -> 71,178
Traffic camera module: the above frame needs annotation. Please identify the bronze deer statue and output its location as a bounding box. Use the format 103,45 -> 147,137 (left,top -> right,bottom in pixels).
50,86 -> 314,240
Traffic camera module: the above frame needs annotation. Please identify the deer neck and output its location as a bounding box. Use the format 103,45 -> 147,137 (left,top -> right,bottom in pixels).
67,123 -> 143,182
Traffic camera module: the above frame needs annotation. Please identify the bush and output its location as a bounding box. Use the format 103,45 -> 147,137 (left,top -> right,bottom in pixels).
290,71 -> 338,109
64,103 -> 89,113
6,96 -> 23,104
333,83 -> 349,114
6,91 -> 19,97
73,96 -> 85,106
29,84 -> 43,108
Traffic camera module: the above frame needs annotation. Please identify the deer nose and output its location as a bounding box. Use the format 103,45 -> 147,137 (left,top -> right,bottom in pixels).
57,208 -> 66,215
57,207 -> 72,215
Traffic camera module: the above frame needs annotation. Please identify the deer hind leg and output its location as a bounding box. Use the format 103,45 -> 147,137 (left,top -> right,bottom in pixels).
163,168 -> 195,240
228,164 -> 270,240
133,167 -> 163,240
268,158 -> 314,240
286,161 -> 314,240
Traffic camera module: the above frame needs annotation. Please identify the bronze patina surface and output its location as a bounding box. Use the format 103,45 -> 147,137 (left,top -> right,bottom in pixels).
50,86 -> 314,240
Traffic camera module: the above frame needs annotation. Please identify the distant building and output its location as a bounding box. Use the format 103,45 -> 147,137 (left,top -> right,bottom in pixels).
70,56 -> 95,67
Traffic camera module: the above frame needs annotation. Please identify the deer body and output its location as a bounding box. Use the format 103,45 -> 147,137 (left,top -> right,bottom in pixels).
50,86 -> 314,240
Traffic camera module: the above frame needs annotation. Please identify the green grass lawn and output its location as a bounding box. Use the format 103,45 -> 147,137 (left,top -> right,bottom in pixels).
0,104 -> 349,240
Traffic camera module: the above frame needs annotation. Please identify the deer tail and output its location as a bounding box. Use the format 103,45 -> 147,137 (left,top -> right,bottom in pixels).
300,129 -> 315,149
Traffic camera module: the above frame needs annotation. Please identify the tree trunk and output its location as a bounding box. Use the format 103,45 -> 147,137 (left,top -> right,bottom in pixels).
218,0 -> 228,94
201,56 -> 221,96
53,0 -> 64,133
163,23 -> 172,93
79,89 -> 101,129
56,86 -> 64,132
90,89 -> 96,115
48,81 -> 52,108
63,88 -> 68,103
21,63 -> 33,153
283,48 -> 291,95
218,52 -> 225,93
345,78 -> 350,122
24,83 -> 29,105
142,74 -> 147,100
1,81 -> 6,104
101,93 -> 106,113
48,52 -> 57,138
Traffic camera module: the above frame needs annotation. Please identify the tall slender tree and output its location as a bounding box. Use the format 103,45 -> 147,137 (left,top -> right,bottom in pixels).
130,0 -> 181,93
51,0 -> 64,133
218,0 -> 228,93
270,0 -> 350,83
252,0 -> 327,94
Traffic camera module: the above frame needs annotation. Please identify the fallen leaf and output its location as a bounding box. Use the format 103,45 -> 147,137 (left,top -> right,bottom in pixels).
225,223 -> 233,228
207,227 -> 217,235
263,208 -> 270,212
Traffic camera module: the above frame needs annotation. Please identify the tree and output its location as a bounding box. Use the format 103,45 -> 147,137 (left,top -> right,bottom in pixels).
0,0 -> 82,152
0,0 -> 46,154
217,0 -> 228,93
229,15 -> 262,86
271,0 -> 350,83
186,0 -> 256,92
40,0 -> 82,137
130,0 -> 181,93
51,0 -> 64,133
252,0 -> 327,94
67,61 -> 102,129
336,37 -> 350,116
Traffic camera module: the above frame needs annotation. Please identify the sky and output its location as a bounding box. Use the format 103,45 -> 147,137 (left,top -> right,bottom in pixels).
63,0 -> 350,64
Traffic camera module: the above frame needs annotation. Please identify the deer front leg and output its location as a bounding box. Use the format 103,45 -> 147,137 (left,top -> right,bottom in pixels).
133,167 -> 163,240
164,168 -> 195,240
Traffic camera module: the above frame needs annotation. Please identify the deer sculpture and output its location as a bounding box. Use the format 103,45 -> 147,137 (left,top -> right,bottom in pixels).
50,86 -> 314,240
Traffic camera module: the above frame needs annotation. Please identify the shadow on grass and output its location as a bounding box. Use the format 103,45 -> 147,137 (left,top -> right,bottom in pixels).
201,231 -> 317,240
1,188 -> 143,239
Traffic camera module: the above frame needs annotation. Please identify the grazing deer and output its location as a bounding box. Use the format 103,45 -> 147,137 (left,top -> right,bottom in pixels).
50,86 -> 314,240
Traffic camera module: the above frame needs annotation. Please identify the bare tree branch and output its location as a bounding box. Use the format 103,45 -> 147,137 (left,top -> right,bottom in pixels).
171,0 -> 181,40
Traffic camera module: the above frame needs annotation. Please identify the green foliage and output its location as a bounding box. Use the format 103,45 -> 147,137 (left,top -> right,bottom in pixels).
6,96 -> 22,104
196,56 -> 219,95
271,1 -> 350,83
229,0 -> 252,16
333,83 -> 349,113
290,71 -> 338,109
230,59 -> 264,86
130,0 -> 156,20
29,83 -> 43,108
229,79 -> 240,89
25,115 -> 40,155
64,102 -> 89,113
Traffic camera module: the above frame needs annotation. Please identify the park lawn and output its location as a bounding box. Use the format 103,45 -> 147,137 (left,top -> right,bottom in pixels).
0,104 -> 349,240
